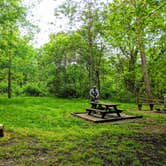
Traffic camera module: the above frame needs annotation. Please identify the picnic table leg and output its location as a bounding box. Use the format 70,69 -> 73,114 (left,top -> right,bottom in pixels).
138,104 -> 142,110
91,103 -> 97,109
101,112 -> 106,119
149,104 -> 154,110
98,104 -> 103,109
113,106 -> 121,117
87,110 -> 92,115
117,111 -> 121,117
105,106 -> 110,112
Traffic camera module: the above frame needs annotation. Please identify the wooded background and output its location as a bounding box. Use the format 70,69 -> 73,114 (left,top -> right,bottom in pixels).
0,0 -> 165,101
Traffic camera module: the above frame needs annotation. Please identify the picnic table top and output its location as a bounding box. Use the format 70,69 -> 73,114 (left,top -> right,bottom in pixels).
90,102 -> 118,106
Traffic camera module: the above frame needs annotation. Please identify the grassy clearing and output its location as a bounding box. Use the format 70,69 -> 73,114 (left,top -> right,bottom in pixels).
0,97 -> 166,165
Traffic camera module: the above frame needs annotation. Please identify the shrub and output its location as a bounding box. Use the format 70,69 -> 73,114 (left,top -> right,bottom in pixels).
114,89 -> 136,103
0,83 -> 8,94
57,84 -> 78,98
100,86 -> 136,102
100,87 -> 112,99
13,86 -> 23,96
23,84 -> 43,96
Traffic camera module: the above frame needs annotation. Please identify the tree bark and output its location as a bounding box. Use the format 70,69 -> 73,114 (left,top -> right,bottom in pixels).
8,51 -> 12,99
88,10 -> 94,89
138,33 -> 152,99
132,0 -> 152,99
96,70 -> 100,91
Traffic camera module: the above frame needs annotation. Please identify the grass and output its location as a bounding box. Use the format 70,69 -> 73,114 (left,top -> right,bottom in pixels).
0,97 -> 166,165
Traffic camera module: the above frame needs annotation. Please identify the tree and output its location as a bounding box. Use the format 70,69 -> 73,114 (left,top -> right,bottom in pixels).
56,0 -> 107,90
103,0 -> 166,99
38,32 -> 88,97
0,0 -> 33,98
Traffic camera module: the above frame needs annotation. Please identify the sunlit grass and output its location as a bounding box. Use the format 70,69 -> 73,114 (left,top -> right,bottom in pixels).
0,97 -> 165,165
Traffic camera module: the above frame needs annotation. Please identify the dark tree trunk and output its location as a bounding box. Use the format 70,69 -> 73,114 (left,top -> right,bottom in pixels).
96,70 -> 100,91
88,30 -> 93,89
8,52 -> 12,99
87,4 -> 94,89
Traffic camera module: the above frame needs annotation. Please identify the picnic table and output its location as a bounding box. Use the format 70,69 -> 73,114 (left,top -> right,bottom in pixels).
86,102 -> 122,118
137,97 -> 166,111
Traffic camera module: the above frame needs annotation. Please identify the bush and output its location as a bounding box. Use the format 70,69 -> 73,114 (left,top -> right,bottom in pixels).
100,87 -> 112,99
13,86 -> 23,96
100,86 -> 136,102
23,84 -> 43,96
0,82 -> 8,94
81,88 -> 89,98
114,89 -> 136,103
57,84 -> 78,98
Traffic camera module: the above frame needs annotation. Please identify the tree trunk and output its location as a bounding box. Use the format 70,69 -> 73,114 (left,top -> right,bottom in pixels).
64,54 -> 67,85
138,33 -> 152,99
88,55 -> 93,89
87,3 -> 94,89
88,26 -> 93,89
96,70 -> 100,91
132,0 -> 153,100
8,51 -> 12,99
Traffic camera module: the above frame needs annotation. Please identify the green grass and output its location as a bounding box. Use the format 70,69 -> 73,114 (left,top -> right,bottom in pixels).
0,97 -> 166,165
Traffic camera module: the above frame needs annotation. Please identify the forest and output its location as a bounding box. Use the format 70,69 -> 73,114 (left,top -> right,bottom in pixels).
0,0 -> 166,165
0,0 -> 165,101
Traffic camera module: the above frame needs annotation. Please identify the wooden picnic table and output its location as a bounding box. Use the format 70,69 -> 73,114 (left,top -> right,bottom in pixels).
86,102 -> 122,118
137,97 -> 166,111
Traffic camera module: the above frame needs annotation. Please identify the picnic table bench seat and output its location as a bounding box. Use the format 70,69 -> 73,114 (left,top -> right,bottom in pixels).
86,108 -> 108,118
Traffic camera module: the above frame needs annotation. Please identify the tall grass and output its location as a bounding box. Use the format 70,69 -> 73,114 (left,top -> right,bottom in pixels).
0,97 -> 165,165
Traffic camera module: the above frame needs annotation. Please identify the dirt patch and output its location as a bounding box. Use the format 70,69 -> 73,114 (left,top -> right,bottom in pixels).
89,132 -> 166,166
137,118 -> 166,135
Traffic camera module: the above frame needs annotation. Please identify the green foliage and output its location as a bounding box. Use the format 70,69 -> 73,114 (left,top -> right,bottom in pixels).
114,89 -> 136,103
100,86 -> 112,99
22,84 -> 43,96
102,0 -> 166,99
12,85 -> 23,96
0,82 -> 8,94
0,0 -> 165,101
38,32 -> 90,97
57,84 -> 79,98
0,0 -> 37,99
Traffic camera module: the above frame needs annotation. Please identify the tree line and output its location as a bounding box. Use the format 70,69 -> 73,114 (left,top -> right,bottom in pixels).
0,0 -> 165,102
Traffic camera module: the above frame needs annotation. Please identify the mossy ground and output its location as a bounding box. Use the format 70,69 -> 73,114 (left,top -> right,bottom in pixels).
0,97 -> 165,165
